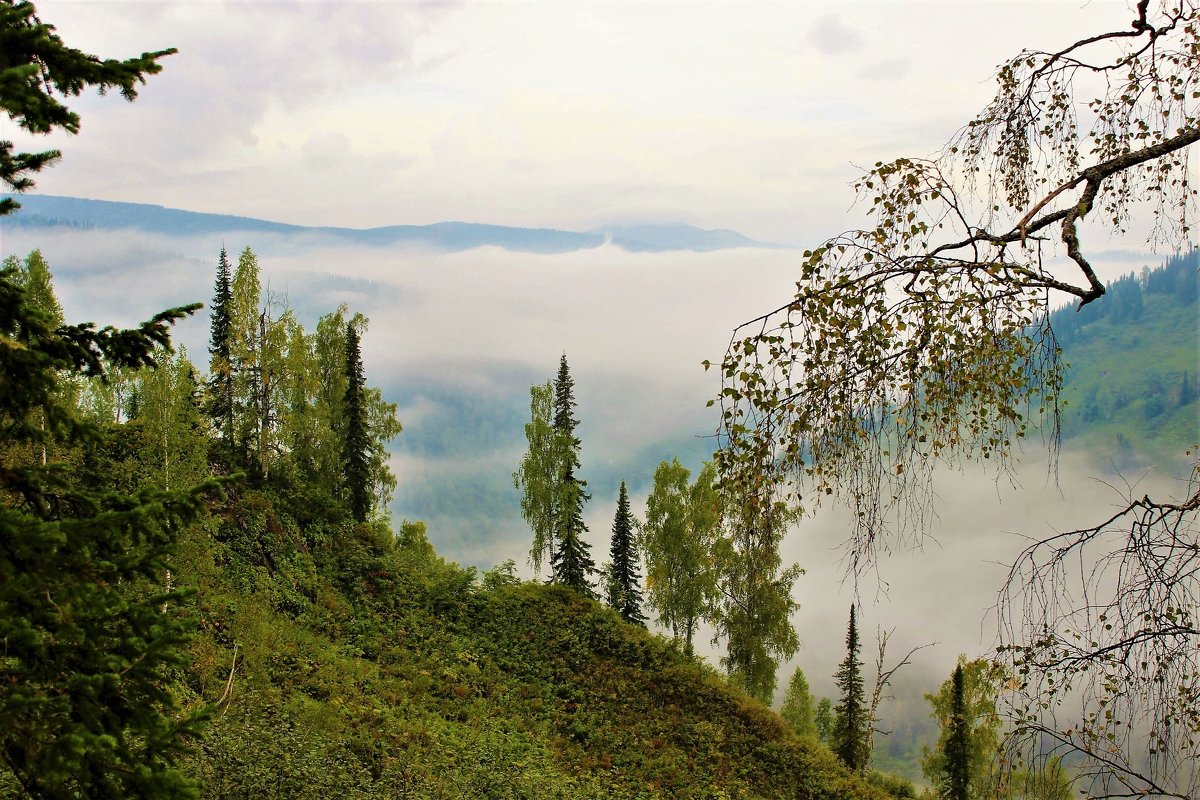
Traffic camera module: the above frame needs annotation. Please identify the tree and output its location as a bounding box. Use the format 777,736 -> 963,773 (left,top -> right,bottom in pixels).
814,697 -> 835,749
342,322 -> 370,522
832,605 -> 869,772
640,459 -> 720,657
713,5 -> 1200,793
0,263 -> 207,799
781,665 -> 816,738
711,489 -> 802,702
207,247 -> 235,452
0,1 -> 175,215
548,354 -> 594,595
921,657 -> 1006,800
606,481 -> 646,625
940,665 -> 971,800
513,381 -> 563,573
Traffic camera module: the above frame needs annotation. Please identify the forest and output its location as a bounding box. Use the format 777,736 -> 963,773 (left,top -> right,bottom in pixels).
2,1 -> 1199,799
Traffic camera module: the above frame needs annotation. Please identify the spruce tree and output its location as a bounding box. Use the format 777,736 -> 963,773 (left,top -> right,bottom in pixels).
548,354 -> 595,595
607,481 -> 645,625
342,322 -> 371,523
832,604 -> 869,772
941,663 -> 971,800
207,247 -> 234,450
0,264 -> 207,799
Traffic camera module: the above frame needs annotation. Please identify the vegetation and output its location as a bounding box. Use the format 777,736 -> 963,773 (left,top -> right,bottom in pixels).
605,481 -> 646,626
781,666 -> 816,739
831,606 -> 869,773
639,459 -> 720,658
714,4 -> 1200,794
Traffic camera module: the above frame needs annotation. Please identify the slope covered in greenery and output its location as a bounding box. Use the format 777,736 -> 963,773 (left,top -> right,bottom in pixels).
1052,250 -> 1200,469
165,491 -> 889,800
0,248 -> 887,799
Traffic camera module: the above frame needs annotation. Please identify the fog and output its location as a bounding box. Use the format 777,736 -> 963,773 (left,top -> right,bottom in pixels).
2,222 -> 1185,722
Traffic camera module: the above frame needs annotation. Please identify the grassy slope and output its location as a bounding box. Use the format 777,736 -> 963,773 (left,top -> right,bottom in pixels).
169,489 -> 888,800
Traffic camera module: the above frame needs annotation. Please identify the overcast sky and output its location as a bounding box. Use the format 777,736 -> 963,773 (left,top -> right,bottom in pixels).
8,0 -> 1150,246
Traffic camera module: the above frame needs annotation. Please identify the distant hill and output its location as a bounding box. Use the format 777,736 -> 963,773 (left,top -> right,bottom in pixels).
0,194 -> 785,254
1052,249 -> 1200,469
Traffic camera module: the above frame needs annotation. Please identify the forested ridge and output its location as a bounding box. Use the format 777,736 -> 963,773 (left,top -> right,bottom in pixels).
0,246 -> 892,800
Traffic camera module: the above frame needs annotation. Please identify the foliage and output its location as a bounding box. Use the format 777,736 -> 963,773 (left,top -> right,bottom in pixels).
207,247 -> 234,455
832,606 -> 869,773
548,354 -> 594,595
713,4 -> 1200,793
781,665 -> 816,738
606,481 -> 645,625
639,459 -> 720,657
711,488 -> 802,703
0,0 -> 175,214
0,261 -> 206,799
815,697 -> 835,749
938,665 -> 970,800
921,657 -> 1006,800
342,322 -> 370,522
513,380 -> 564,573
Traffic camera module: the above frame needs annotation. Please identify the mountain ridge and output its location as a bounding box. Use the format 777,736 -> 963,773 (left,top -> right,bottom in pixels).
0,194 -> 788,254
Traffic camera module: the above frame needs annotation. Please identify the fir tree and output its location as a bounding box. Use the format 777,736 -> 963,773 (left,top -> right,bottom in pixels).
833,604 -> 869,772
549,354 -> 594,595
0,263 -> 207,799
941,663 -> 971,800
607,481 -> 645,625
342,322 -> 371,523
207,247 -> 235,449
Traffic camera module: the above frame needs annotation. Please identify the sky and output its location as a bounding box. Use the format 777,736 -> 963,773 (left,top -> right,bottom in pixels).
3,0 -> 1193,712
7,0 -> 1158,245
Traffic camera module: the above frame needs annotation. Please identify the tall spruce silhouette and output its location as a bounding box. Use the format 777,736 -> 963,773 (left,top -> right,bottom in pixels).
549,354 -> 595,595
607,481 -> 645,624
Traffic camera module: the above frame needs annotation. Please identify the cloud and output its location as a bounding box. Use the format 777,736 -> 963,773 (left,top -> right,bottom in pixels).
805,14 -> 866,56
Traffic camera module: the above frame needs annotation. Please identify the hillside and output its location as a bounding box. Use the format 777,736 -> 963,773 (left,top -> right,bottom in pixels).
0,251 -> 888,800
162,493 -> 890,799
1053,249 -> 1200,470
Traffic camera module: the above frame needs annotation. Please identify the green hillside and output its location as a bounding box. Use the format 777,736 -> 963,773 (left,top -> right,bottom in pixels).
0,252 -> 889,800
166,495 -> 889,799
1052,250 -> 1200,470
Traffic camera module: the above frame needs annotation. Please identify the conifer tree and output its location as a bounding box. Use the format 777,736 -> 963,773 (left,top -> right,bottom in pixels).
548,354 -> 595,595
207,247 -> 235,450
342,321 -> 371,522
833,605 -> 869,772
941,663 -> 971,800
0,263 -> 206,799
607,481 -> 645,625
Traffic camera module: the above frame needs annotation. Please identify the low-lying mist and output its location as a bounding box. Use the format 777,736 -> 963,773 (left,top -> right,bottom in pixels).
3,222 -> 1185,727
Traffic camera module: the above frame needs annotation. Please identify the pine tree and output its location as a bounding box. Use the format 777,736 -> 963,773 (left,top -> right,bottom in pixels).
342,322 -> 371,523
549,354 -> 595,595
207,247 -> 235,450
833,604 -> 869,772
0,263 -> 207,799
941,663 -> 971,800
607,481 -> 645,625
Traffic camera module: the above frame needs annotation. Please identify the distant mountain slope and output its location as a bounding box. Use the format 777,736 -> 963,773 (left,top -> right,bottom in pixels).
1053,249 -> 1200,469
0,194 -> 785,254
